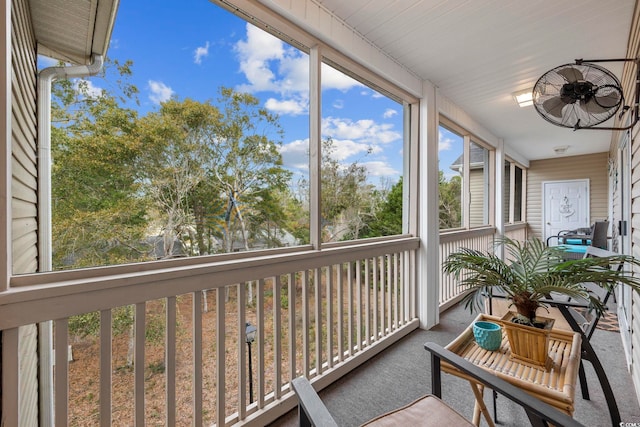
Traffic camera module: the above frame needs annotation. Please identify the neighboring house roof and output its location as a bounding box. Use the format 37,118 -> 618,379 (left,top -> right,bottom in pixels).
449,144 -> 489,172
146,236 -> 186,259
29,0 -> 119,64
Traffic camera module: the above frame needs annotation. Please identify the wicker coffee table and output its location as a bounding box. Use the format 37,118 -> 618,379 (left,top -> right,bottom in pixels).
443,314 -> 582,427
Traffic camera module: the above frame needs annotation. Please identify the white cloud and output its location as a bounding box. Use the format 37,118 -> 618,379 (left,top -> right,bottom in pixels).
323,117 -> 401,145
280,133 -> 400,181
362,161 -> 400,177
234,24 -> 285,92
383,108 -> 398,119
74,79 -> 104,98
265,97 -> 308,116
279,138 -> 309,170
194,41 -> 210,64
327,139 -> 374,161
277,54 -> 311,93
231,24 -> 402,181
234,24 -> 362,113
148,80 -> 174,104
321,64 -> 364,91
439,130 -> 453,151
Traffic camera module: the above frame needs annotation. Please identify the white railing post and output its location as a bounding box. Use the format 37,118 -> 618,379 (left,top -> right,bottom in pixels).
100,310 -> 112,427
193,292 -> 203,427
165,297 -> 176,426
54,319 -> 69,427
134,303 -> 145,427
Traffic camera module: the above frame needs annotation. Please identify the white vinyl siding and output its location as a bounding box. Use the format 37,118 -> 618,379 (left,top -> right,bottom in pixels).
621,0 -> 640,403
469,168 -> 484,226
11,0 -> 39,424
11,0 -> 37,274
526,152 -> 609,240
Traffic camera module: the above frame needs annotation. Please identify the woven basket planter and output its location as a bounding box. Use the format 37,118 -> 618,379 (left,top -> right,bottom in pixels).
502,311 -> 555,368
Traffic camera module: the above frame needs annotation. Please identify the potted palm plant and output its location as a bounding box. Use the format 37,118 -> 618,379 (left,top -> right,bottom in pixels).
443,236 -> 640,366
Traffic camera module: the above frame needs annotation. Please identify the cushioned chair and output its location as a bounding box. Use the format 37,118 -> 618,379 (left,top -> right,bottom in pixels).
546,221 -> 609,259
546,226 -> 593,246
291,342 -> 584,427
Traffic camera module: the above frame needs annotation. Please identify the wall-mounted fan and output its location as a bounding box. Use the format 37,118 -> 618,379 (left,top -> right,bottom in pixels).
532,58 -> 639,131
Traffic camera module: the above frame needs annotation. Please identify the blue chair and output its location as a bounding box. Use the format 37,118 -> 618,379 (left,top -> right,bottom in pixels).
547,221 -> 609,258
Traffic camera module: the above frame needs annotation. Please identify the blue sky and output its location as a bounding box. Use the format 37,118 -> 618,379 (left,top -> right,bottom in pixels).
41,1 -> 460,186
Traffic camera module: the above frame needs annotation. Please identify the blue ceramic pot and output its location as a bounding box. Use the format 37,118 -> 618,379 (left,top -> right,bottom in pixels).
473,321 -> 502,351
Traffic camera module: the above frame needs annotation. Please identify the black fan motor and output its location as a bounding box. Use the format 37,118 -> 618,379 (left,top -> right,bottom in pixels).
560,81 -> 594,104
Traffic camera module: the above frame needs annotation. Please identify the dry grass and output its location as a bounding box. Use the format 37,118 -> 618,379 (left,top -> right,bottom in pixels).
67,265 -> 396,425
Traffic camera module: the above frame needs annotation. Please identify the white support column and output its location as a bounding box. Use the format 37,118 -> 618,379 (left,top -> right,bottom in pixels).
406,101 -> 418,235
509,163 -> 516,224
495,139 -> 505,259
309,45 -> 322,249
418,80 -> 440,329
463,135 -> 470,229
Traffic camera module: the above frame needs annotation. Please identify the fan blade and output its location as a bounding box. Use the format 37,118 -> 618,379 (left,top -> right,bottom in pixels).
594,91 -> 621,109
581,92 -> 621,115
557,67 -> 584,83
581,98 -> 610,115
542,97 -> 566,118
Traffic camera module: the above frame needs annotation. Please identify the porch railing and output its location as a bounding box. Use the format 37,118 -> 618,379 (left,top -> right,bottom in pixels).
504,222 -> 528,243
1,224 -> 529,426
1,237 -> 419,427
438,227 -> 496,310
438,223 -> 528,310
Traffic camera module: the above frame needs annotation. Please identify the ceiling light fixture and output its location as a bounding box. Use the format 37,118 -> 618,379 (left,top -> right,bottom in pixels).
513,89 -> 533,107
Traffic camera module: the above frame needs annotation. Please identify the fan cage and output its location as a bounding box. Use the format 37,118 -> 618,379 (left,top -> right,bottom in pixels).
533,62 -> 623,129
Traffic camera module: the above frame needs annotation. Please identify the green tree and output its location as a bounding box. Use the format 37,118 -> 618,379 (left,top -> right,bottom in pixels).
439,171 -> 462,229
136,98 -> 220,258
207,87 -> 292,252
51,60 -> 148,269
360,177 -> 403,238
318,137 -> 372,241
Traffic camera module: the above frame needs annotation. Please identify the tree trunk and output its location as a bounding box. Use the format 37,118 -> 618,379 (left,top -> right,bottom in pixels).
126,322 -> 135,367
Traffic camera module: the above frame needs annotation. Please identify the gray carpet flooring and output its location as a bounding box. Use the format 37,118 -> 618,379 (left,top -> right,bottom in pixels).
271,304 -> 640,427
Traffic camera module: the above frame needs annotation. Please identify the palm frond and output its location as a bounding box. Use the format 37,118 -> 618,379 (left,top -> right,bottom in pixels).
444,236 -> 640,318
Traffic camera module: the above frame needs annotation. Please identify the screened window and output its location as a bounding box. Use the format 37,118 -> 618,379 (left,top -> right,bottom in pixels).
36,0 -> 416,273
46,3 -> 311,271
504,160 -> 511,224
469,142 -> 490,228
438,125 -> 463,229
503,160 -> 525,224
439,123 -> 494,230
514,165 -> 524,222
319,61 -> 406,242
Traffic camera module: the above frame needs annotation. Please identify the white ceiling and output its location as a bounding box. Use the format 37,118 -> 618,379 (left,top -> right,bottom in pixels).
316,0 -> 635,161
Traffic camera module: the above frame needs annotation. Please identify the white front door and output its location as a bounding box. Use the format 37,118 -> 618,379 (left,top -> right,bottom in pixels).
543,180 -> 590,244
